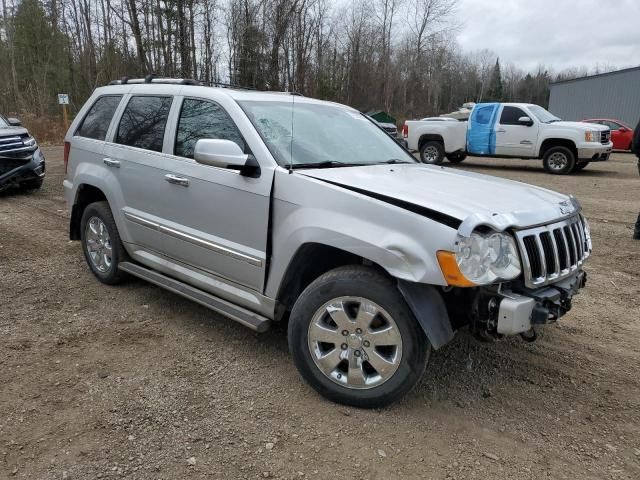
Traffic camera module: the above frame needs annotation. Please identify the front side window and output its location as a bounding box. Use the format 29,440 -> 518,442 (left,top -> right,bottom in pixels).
116,96 -> 172,152
500,106 -> 527,125
174,99 -> 246,158
238,100 -> 415,167
76,95 -> 123,140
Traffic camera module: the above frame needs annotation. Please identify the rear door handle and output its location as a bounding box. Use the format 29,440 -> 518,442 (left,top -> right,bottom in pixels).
103,158 -> 120,168
164,174 -> 190,187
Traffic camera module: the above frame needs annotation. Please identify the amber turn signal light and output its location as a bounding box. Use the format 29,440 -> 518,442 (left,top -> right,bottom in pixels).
436,251 -> 476,287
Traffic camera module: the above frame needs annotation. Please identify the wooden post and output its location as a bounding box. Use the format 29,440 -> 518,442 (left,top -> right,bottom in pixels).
62,103 -> 69,131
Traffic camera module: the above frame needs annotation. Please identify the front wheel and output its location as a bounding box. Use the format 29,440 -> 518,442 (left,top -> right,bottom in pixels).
419,141 -> 445,164
288,266 -> 430,408
542,146 -> 576,175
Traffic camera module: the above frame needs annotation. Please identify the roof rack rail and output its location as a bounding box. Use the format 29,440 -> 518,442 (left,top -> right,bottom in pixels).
106,77 -> 303,95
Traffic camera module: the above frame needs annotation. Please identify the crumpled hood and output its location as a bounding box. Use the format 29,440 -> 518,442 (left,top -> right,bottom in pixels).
0,126 -> 29,137
551,121 -> 607,131
299,164 -> 576,231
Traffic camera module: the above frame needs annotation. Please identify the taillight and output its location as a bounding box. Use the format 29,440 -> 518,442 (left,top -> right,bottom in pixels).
63,141 -> 70,174
402,124 -> 408,138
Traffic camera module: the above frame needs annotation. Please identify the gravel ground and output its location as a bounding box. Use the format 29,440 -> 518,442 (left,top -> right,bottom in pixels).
1,148 -> 639,479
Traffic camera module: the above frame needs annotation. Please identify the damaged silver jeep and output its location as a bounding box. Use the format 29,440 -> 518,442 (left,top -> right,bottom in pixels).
64,79 -> 590,407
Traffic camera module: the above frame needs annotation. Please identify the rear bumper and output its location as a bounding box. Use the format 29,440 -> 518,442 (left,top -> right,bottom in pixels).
0,148 -> 45,189
577,141 -> 613,162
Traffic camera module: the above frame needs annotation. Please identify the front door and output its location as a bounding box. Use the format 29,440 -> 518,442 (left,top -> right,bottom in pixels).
494,105 -> 539,157
156,96 -> 273,292
466,103 -> 500,155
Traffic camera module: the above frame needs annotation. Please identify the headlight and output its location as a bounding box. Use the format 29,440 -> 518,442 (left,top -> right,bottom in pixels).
584,130 -> 600,142
23,136 -> 37,147
455,231 -> 521,285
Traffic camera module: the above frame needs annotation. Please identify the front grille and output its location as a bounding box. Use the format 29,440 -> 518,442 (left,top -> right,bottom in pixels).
0,134 -> 34,154
515,215 -> 590,288
601,130 -> 610,144
0,158 -> 30,175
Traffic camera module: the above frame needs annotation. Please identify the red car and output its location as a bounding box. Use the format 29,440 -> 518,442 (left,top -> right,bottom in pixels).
583,119 -> 634,151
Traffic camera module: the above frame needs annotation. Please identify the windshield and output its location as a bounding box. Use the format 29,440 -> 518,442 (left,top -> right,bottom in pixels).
238,100 -> 415,167
528,105 -> 561,123
0,115 -> 8,128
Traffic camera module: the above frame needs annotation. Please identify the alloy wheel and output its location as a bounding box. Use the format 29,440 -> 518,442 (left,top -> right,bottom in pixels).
85,216 -> 113,273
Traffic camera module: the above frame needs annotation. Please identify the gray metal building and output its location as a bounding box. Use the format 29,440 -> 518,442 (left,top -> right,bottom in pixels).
548,66 -> 640,127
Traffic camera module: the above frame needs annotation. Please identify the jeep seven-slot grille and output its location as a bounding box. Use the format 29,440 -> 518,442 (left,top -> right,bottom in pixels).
515,216 -> 589,288
601,130 -> 610,144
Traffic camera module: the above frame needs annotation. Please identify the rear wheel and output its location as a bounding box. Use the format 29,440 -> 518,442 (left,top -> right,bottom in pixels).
572,161 -> 589,172
419,141 -> 445,164
80,201 -> 128,285
543,146 -> 576,175
288,266 -> 430,408
446,152 -> 467,163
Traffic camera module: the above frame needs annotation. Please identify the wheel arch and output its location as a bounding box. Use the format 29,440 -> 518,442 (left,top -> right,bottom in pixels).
539,138 -> 577,159
418,134 -> 445,151
70,183 -> 108,240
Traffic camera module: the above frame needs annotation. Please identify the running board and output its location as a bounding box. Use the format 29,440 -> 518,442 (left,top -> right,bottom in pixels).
119,262 -> 271,333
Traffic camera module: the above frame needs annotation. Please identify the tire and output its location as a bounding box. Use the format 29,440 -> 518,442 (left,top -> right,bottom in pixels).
80,201 -> 128,285
572,161 -> 589,172
542,146 -> 576,175
446,152 -> 467,163
20,178 -> 43,191
419,141 -> 445,164
288,265 -> 430,408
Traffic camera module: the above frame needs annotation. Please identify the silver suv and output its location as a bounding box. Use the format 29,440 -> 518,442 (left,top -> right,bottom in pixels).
64,78 -> 590,407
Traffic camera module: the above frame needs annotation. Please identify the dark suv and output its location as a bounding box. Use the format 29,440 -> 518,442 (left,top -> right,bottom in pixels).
0,114 -> 45,192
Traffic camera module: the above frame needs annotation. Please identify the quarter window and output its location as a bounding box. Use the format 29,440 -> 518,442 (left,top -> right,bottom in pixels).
116,96 -> 173,152
76,95 -> 122,140
500,106 -> 528,125
174,99 -> 246,159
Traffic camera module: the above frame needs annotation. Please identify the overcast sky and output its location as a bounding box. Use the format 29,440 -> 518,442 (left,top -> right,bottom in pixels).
456,0 -> 640,72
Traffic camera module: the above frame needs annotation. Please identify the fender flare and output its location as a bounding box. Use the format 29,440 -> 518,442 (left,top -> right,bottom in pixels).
397,280 -> 454,349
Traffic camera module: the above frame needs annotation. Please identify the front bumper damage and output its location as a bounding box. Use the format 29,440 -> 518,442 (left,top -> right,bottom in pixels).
494,271 -> 586,336
0,147 -> 45,191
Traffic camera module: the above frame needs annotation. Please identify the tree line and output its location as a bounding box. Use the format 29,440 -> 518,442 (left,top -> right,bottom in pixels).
0,0 -> 616,126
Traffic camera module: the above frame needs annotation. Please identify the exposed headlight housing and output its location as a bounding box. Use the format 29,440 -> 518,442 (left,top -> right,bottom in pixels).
454,231 -> 521,285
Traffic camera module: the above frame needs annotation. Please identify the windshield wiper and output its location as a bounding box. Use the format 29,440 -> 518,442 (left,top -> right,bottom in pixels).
290,161 -> 369,169
382,158 -> 413,164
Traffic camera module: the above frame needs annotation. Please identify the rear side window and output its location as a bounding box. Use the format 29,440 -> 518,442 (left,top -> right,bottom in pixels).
116,96 -> 172,152
76,95 -> 122,140
500,106 -> 527,125
174,98 -> 246,158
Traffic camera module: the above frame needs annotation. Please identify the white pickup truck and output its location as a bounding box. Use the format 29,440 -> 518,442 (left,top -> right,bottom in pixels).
402,102 -> 613,174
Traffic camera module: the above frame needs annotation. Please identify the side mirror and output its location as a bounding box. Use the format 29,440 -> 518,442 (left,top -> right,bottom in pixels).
518,116 -> 534,127
194,139 -> 259,177
7,117 -> 21,127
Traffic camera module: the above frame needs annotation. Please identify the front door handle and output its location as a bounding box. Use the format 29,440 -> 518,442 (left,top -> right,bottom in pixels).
103,158 -> 120,168
496,128 -> 506,134
164,174 -> 190,187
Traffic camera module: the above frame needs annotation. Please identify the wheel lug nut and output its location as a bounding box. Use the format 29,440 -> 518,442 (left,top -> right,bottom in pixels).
354,350 -> 361,357
341,330 -> 349,336
355,328 -> 362,334
363,340 -> 370,347
341,343 -> 348,350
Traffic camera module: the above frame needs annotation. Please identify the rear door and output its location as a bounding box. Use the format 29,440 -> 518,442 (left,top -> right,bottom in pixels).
494,105 -> 539,157
154,96 -> 273,292
466,103 -> 500,155
103,93 -> 174,253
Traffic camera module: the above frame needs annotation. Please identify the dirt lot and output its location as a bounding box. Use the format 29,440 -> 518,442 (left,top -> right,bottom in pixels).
1,148 -> 639,479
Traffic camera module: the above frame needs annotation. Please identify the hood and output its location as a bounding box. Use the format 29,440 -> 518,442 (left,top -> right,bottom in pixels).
551,121 -> 607,131
299,164 -> 576,232
0,126 -> 29,137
